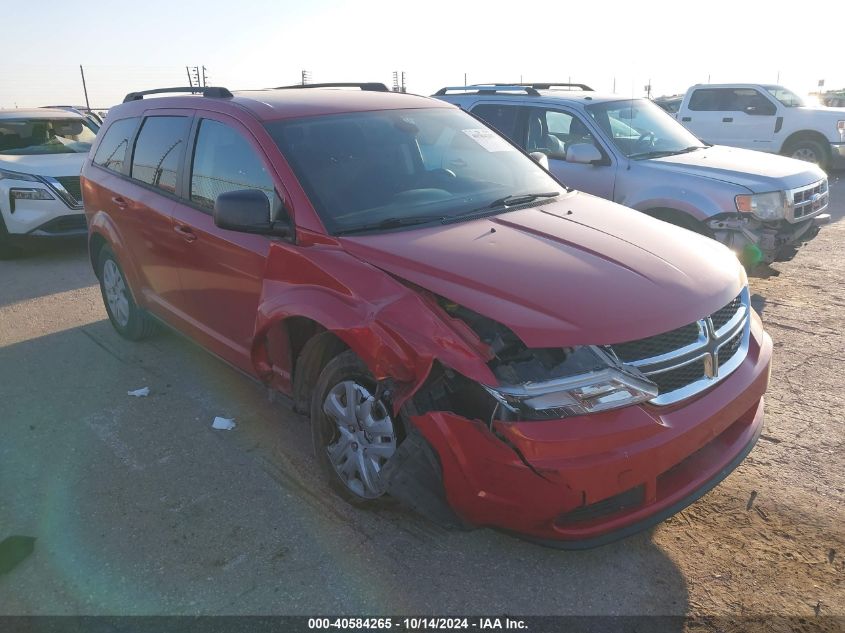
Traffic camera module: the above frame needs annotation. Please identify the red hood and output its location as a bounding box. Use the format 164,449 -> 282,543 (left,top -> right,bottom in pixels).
340,192 -> 745,348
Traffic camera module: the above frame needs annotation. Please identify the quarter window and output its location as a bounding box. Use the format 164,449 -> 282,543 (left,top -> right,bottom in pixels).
93,117 -> 139,172
131,116 -> 190,193
190,119 -> 275,212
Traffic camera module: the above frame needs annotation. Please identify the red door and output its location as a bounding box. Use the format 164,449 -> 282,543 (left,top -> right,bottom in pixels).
109,111 -> 195,320
168,114 -> 280,373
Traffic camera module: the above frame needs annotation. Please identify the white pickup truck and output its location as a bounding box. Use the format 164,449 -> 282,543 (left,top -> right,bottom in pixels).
675,84 -> 845,170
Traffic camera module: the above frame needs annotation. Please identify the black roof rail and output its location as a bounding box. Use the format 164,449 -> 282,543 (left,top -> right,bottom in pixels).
273,82 -> 389,92
493,82 -> 594,91
122,86 -> 233,103
433,85 -> 540,96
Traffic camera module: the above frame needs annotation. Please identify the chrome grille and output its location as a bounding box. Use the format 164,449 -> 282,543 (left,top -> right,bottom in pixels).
610,289 -> 751,406
788,179 -> 828,222
55,176 -> 82,204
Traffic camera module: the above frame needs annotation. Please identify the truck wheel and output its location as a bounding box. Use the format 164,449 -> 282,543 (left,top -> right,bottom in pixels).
97,245 -> 155,340
785,139 -> 829,170
311,350 -> 399,507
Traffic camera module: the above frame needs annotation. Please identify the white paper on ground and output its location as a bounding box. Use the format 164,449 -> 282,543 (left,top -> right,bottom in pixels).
212,417 -> 236,431
127,387 -> 150,397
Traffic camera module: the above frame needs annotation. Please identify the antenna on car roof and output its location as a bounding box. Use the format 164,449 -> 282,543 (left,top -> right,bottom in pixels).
122,87 -> 233,103
273,83 -> 390,92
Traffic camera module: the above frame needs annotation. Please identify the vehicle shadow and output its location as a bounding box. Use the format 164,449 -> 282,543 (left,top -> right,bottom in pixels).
750,293 -> 768,316
0,239 -> 93,308
0,321 -> 688,623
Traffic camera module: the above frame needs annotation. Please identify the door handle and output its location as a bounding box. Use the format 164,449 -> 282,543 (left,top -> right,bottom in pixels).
111,196 -> 129,209
174,224 -> 197,243
681,116 -> 691,122
722,117 -> 733,123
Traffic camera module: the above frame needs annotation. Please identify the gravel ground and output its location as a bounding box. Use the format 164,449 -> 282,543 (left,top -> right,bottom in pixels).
0,175 -> 842,627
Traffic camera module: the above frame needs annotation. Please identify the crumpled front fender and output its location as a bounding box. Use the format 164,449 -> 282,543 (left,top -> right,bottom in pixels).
251,242 -> 496,408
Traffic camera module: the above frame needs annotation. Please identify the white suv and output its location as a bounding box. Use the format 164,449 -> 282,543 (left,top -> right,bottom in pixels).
0,109 -> 97,256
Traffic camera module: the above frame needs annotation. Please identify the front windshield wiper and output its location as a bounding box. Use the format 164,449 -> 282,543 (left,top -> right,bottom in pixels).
629,146 -> 705,160
484,191 -> 561,209
440,191 -> 561,226
333,214 -> 446,236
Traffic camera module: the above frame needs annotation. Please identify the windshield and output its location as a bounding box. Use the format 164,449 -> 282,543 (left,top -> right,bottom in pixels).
586,99 -> 706,159
266,108 -> 564,235
0,117 -> 98,155
764,86 -> 805,107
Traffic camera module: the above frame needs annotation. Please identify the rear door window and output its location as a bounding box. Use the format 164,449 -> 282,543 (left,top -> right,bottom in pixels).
189,119 -> 276,213
130,116 -> 191,193
470,104 -> 524,143
92,117 -> 139,172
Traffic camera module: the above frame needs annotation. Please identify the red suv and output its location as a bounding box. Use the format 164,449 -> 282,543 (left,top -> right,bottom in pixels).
82,84 -> 772,547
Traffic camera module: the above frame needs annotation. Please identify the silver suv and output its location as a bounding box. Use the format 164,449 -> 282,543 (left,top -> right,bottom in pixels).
434,84 -> 830,265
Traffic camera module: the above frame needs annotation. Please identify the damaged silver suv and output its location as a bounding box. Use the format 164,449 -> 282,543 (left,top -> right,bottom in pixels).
435,84 -> 831,265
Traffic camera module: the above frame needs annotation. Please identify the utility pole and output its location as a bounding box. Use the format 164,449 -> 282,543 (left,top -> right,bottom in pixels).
79,65 -> 91,111
401,71 -> 406,93
186,66 -> 193,87
202,66 -> 208,87
301,70 -> 311,85
464,73 -> 467,87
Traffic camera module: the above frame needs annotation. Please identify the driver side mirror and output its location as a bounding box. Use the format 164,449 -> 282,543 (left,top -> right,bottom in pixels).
214,189 -> 291,237
565,143 -> 603,165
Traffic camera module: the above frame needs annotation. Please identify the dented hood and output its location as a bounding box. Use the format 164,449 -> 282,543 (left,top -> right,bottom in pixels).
340,192 -> 745,348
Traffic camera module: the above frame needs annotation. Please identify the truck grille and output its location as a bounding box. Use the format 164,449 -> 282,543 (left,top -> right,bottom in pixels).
788,179 -> 828,222
610,289 -> 751,405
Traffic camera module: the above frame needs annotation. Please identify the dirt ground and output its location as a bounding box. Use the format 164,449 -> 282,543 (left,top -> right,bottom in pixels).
0,175 -> 843,630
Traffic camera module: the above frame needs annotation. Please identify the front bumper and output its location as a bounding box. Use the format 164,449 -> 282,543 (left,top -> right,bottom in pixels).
409,316 -> 773,546
830,142 -> 845,166
6,214 -> 88,240
764,213 -> 829,262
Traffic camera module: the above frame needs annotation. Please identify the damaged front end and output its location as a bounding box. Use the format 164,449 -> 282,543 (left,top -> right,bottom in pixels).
379,290 -> 771,547
709,181 -> 830,265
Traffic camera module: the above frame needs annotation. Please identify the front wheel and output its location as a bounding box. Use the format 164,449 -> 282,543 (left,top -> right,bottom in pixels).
97,245 -> 155,340
311,350 -> 399,506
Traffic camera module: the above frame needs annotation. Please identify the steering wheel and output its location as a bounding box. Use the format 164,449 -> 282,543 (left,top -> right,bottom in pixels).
415,168 -> 457,189
636,131 -> 657,147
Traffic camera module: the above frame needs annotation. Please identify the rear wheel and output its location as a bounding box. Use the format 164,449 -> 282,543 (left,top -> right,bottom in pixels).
97,245 -> 155,340
311,350 -> 399,506
784,138 -> 829,170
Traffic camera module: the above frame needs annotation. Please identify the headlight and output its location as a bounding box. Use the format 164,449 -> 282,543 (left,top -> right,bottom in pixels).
735,191 -> 787,221
0,167 -> 41,182
483,346 -> 658,419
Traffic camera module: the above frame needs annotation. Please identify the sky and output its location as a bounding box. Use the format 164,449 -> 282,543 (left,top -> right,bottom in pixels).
1,0 -> 842,109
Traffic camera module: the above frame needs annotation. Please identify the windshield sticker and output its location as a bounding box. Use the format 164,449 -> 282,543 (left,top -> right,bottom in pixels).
461,128 -> 514,152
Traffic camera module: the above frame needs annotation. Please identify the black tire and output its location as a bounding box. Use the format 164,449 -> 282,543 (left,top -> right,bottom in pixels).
646,209 -> 711,237
97,245 -> 155,340
784,138 -> 829,170
311,350 -> 400,508
0,214 -> 22,260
